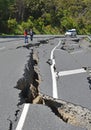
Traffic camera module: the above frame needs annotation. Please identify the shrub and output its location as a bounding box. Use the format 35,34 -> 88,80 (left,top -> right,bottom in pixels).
7,18 -> 17,34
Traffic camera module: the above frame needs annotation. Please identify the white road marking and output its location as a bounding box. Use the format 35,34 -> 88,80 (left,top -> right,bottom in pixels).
50,40 -> 61,98
15,103 -> 30,130
58,68 -> 87,77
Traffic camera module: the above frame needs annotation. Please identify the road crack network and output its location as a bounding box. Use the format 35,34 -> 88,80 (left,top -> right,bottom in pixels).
15,40 -> 91,130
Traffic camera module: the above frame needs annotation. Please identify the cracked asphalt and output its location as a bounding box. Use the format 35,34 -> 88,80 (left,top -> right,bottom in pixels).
0,36 -> 90,130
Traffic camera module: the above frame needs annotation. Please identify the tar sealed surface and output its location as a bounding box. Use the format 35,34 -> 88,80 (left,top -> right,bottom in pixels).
15,36 -> 91,130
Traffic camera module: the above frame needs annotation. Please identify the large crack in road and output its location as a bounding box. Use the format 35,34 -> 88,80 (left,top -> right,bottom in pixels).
15,38 -> 91,130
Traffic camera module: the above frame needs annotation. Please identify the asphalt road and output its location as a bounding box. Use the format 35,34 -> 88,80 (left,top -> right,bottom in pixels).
0,36 -> 89,130
38,36 -> 91,109
55,37 -> 91,110
0,38 -> 31,130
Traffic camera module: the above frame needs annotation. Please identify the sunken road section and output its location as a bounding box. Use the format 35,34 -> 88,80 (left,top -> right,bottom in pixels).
15,42 -> 91,130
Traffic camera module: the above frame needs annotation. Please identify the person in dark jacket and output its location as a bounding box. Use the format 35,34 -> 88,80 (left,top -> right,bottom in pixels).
29,29 -> 33,41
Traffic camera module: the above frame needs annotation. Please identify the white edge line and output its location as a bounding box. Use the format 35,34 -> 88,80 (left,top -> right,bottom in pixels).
51,59 -> 58,98
50,40 -> 61,98
58,68 -> 86,76
15,103 -> 30,130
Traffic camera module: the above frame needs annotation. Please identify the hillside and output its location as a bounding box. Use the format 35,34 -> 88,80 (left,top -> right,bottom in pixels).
0,0 -> 91,34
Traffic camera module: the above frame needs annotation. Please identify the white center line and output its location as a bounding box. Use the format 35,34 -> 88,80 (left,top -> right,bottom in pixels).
15,103 -> 30,130
58,68 -> 87,77
50,40 -> 61,98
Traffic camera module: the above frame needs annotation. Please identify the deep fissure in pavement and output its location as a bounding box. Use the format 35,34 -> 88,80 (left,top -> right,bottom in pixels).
7,118 -> 13,130
16,49 -> 39,104
15,41 -> 91,130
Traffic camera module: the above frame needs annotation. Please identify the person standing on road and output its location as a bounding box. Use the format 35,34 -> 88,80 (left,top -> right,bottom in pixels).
29,29 -> 33,41
24,29 -> 28,43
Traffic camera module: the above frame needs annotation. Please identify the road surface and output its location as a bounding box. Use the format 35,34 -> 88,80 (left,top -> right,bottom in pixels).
0,36 -> 89,130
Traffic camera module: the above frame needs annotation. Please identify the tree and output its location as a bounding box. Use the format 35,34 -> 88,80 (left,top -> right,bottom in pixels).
7,18 -> 17,34
0,0 -> 10,33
